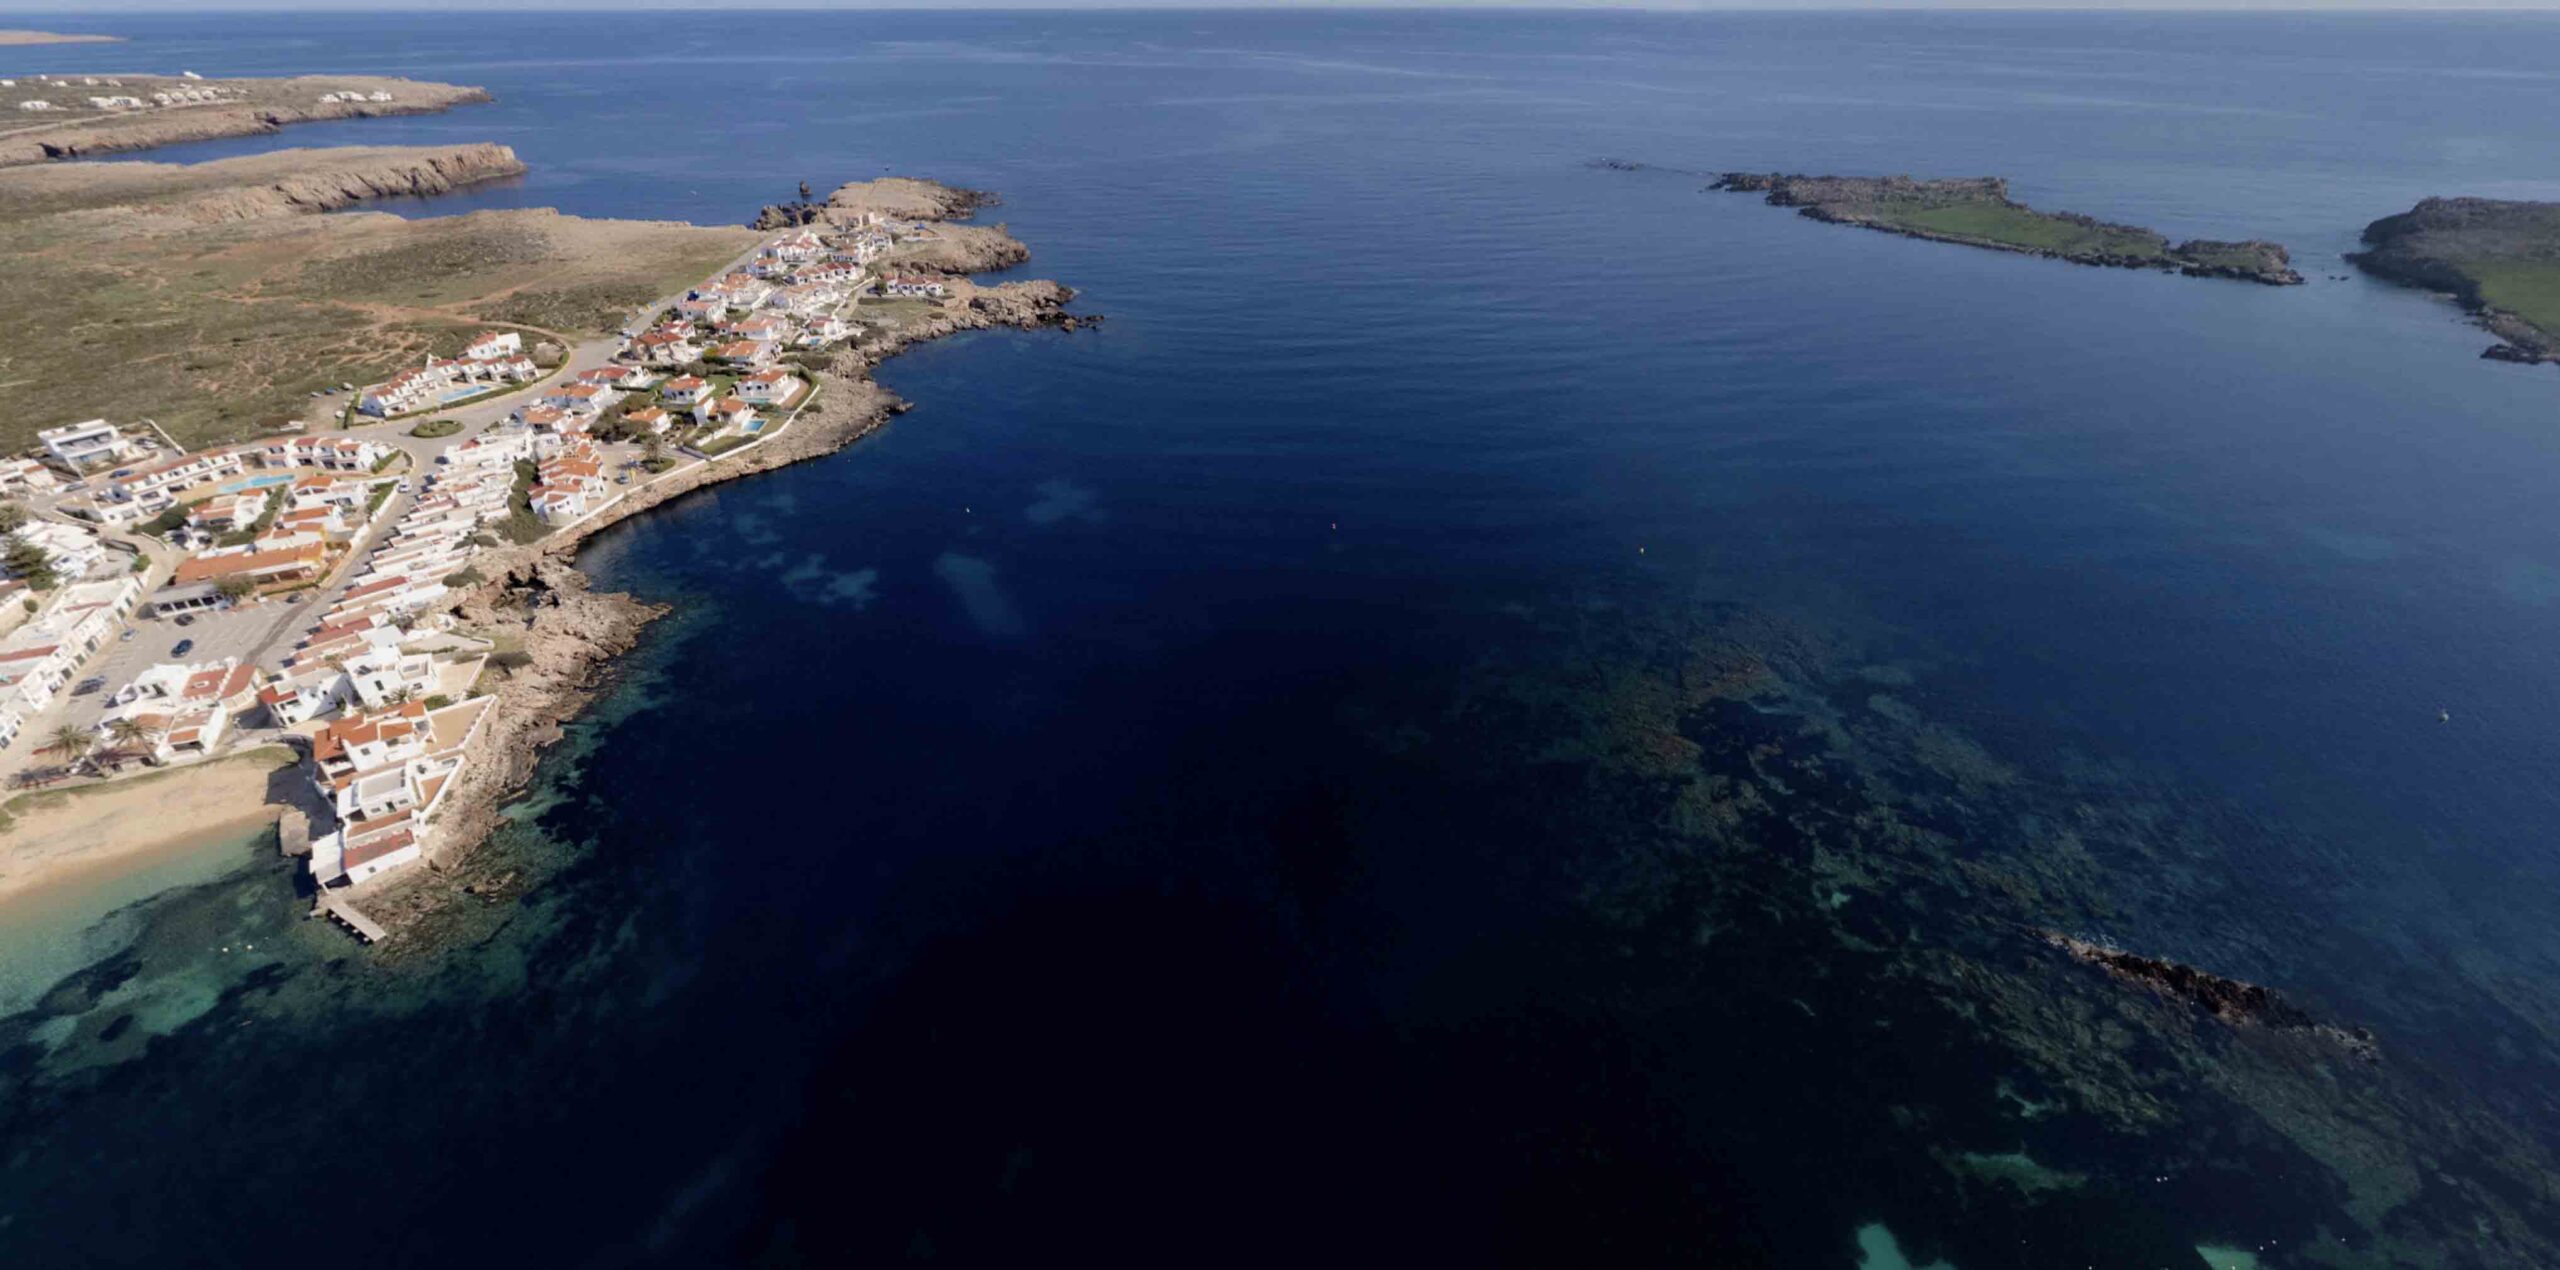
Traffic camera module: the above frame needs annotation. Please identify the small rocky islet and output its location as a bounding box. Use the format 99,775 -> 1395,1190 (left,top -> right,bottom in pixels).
1607,159 -> 2560,385
1709,171 -> 2304,285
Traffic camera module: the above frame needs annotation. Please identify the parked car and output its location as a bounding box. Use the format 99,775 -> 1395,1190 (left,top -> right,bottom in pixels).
72,677 -> 106,696
174,614 -> 195,627
170,639 -> 194,657
119,628 -> 135,642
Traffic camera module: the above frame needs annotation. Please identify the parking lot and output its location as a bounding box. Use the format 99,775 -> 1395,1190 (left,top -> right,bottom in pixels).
56,598 -> 299,731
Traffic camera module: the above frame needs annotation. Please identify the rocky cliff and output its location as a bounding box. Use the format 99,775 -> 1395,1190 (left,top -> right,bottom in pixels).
184,144 -> 524,222
174,143 -> 527,222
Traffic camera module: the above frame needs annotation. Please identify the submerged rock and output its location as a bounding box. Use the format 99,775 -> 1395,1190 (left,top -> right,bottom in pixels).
2041,931 -> 2379,1060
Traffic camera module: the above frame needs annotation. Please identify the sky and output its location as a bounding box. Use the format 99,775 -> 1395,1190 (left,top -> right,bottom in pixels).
10,1 -> 2560,12
12,1 -> 2560,12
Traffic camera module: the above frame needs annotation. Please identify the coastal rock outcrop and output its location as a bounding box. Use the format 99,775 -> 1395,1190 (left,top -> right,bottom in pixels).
822,176 -> 995,221
1709,171 -> 2303,286
179,143 -> 526,222
751,176 -> 998,232
0,142 -> 529,226
2351,196 -> 2560,363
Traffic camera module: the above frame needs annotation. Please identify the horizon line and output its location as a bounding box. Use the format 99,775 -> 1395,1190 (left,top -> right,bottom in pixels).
12,3 -> 2560,13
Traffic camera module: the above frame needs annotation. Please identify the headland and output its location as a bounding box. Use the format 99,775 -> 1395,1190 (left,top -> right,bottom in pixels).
0,73 -> 489,167
2352,196 -> 2560,365
0,83 -> 1084,940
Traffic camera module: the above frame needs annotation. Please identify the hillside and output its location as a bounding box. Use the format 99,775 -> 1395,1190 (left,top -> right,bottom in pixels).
0,143 -> 756,451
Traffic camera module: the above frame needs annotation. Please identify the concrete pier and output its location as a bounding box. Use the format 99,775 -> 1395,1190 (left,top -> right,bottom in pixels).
313,892 -> 387,944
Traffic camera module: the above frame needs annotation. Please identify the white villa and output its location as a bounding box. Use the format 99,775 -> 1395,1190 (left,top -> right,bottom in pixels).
305,697 -> 491,888
11,520 -> 111,581
694,396 -> 760,432
540,382 -> 620,416
529,441 -> 608,524
99,658 -> 258,763
0,459 -> 62,496
460,330 -> 522,360
628,328 -> 701,366
735,369 -> 806,408
38,419 -> 143,473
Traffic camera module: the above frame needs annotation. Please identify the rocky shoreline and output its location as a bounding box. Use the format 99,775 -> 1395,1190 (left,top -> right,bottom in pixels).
353,200 -> 1087,938
1709,171 -> 2303,286
2351,195 -> 2560,365
0,76 -> 492,168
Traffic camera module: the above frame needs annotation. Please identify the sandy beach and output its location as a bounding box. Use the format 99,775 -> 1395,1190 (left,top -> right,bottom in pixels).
0,748 -> 296,907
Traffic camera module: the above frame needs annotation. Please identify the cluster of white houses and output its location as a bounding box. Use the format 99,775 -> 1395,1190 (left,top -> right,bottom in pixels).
0,577 -> 144,752
305,695 -> 491,887
2,214 -> 960,897
41,422 -> 392,530
96,656 -> 261,765
356,332 -> 538,418
9,73 -> 233,113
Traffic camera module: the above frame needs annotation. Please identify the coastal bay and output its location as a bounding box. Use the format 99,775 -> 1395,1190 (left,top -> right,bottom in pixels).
0,746 -> 293,906
8,11 -> 2560,1269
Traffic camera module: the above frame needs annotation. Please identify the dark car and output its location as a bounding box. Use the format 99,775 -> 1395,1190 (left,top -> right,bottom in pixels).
72,677 -> 106,696
170,639 -> 194,657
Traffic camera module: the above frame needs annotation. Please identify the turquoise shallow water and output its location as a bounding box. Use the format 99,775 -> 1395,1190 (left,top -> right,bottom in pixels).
8,11 -> 2560,1267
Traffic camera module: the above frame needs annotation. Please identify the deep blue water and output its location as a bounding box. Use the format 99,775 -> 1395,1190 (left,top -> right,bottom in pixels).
9,10 -> 2560,1268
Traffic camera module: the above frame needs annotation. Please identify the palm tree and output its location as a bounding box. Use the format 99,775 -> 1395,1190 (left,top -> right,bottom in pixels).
105,717 -> 158,765
42,724 -> 93,774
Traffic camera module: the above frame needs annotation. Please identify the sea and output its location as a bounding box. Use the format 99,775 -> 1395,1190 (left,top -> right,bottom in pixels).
6,10 -> 2560,1268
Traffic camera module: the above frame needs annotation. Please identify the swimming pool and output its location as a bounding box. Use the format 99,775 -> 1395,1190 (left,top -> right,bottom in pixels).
213,473 -> 295,495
